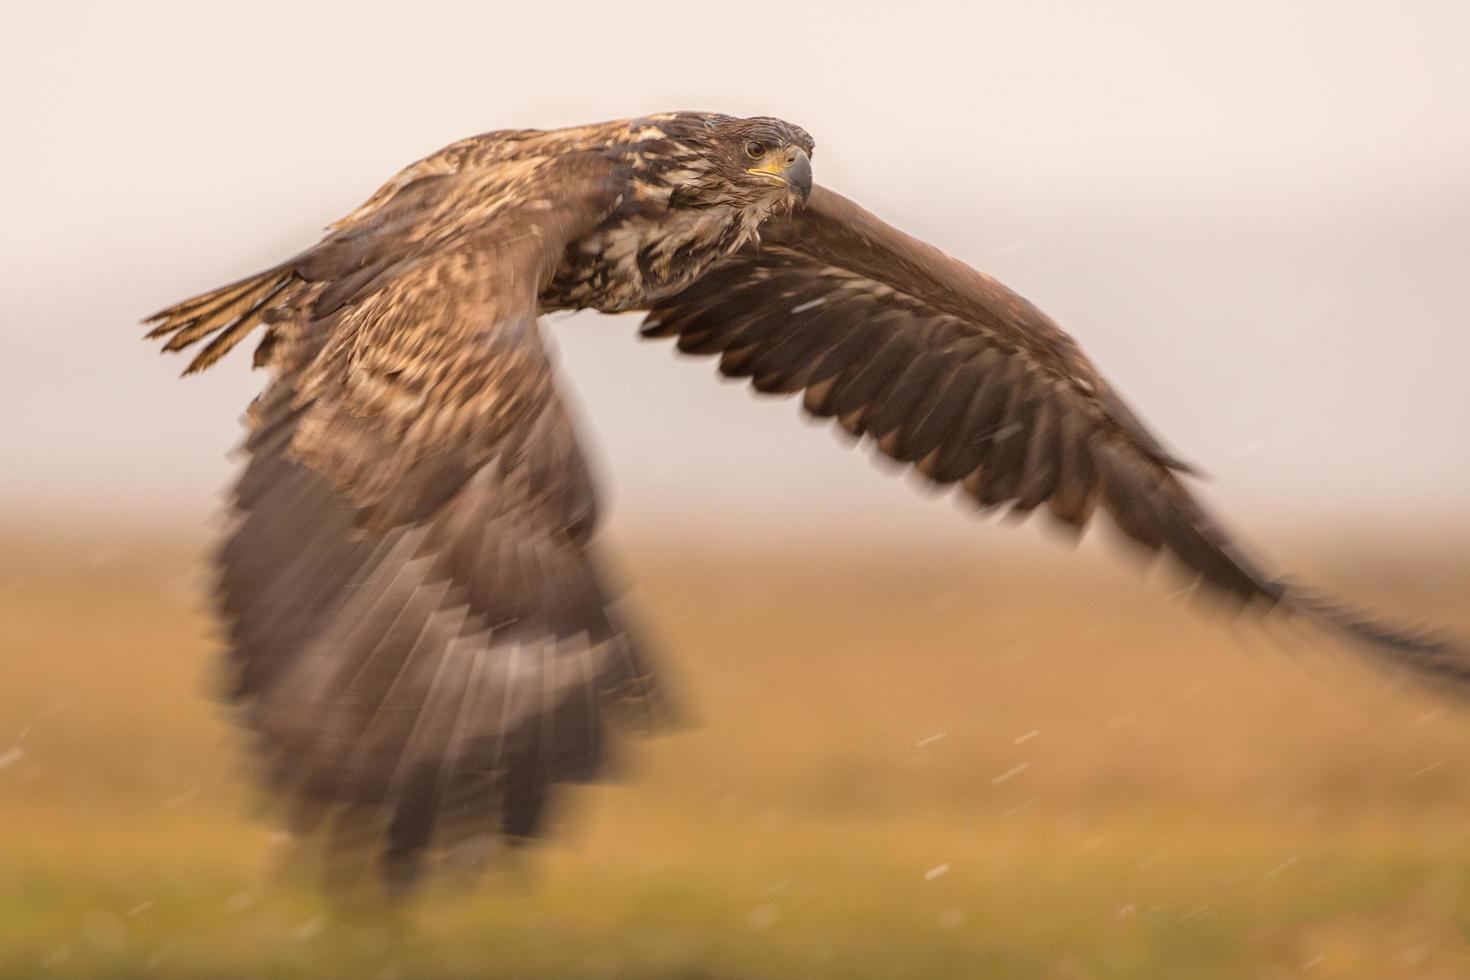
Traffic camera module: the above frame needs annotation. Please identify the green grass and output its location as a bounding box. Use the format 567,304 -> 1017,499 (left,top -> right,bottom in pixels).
3,529 -> 1470,978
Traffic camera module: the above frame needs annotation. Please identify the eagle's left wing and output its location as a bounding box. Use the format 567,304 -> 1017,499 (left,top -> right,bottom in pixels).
147,148 -> 677,892
642,186 -> 1469,687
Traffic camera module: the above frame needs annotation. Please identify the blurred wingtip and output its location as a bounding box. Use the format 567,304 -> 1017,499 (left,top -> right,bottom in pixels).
1286,587 -> 1470,692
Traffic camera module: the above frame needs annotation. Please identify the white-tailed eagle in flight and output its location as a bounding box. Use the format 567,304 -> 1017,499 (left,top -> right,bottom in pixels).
144,112 -> 1466,892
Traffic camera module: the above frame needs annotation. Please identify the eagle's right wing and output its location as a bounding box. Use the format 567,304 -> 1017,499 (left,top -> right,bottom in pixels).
147,148 -> 676,892
643,186 -> 1468,686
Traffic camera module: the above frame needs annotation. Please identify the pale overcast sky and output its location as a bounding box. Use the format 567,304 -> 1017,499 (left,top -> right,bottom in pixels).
3,0 -> 1467,540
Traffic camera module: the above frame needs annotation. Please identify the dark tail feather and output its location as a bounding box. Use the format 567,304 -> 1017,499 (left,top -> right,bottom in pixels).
143,265 -> 300,374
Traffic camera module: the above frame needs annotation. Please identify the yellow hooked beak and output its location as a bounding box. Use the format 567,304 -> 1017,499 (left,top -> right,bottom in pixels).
746,146 -> 813,203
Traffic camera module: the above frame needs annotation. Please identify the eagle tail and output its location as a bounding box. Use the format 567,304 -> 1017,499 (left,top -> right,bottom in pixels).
144,264 -> 301,374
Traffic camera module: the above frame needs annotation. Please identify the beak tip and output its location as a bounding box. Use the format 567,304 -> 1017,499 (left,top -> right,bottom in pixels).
788,152 -> 813,203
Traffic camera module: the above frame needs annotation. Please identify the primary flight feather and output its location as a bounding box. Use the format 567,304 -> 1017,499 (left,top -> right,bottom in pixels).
144,111 -> 1466,892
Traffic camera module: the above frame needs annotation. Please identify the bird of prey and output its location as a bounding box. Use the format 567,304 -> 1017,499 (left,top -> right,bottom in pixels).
145,111 -> 1465,892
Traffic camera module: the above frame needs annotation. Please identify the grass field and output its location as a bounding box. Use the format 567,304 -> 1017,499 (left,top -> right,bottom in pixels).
3,525 -> 1470,979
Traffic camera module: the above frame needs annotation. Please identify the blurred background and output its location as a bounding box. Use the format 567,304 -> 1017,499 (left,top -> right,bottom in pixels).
2,1 -> 1468,977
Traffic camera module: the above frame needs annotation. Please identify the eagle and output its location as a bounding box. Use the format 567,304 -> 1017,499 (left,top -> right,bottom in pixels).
145,111 -> 1466,892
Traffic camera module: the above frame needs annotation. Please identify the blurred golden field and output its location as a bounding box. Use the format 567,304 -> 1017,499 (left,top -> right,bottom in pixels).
3,523 -> 1470,979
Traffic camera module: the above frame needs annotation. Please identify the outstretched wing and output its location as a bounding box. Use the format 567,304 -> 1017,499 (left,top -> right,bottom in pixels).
150,149 -> 675,892
643,186 -> 1467,683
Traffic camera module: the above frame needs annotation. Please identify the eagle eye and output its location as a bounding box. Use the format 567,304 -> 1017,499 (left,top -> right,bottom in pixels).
744,141 -> 767,160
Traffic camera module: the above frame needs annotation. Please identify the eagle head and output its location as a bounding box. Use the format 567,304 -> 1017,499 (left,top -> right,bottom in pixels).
657,113 -> 815,212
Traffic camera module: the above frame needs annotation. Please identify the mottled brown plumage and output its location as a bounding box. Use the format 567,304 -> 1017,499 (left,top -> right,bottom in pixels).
144,111 -> 1466,893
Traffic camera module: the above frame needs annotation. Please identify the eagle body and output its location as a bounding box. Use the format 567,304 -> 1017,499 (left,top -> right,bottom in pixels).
144,111 -> 1466,893
314,113 -> 811,321
545,197 -> 769,313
